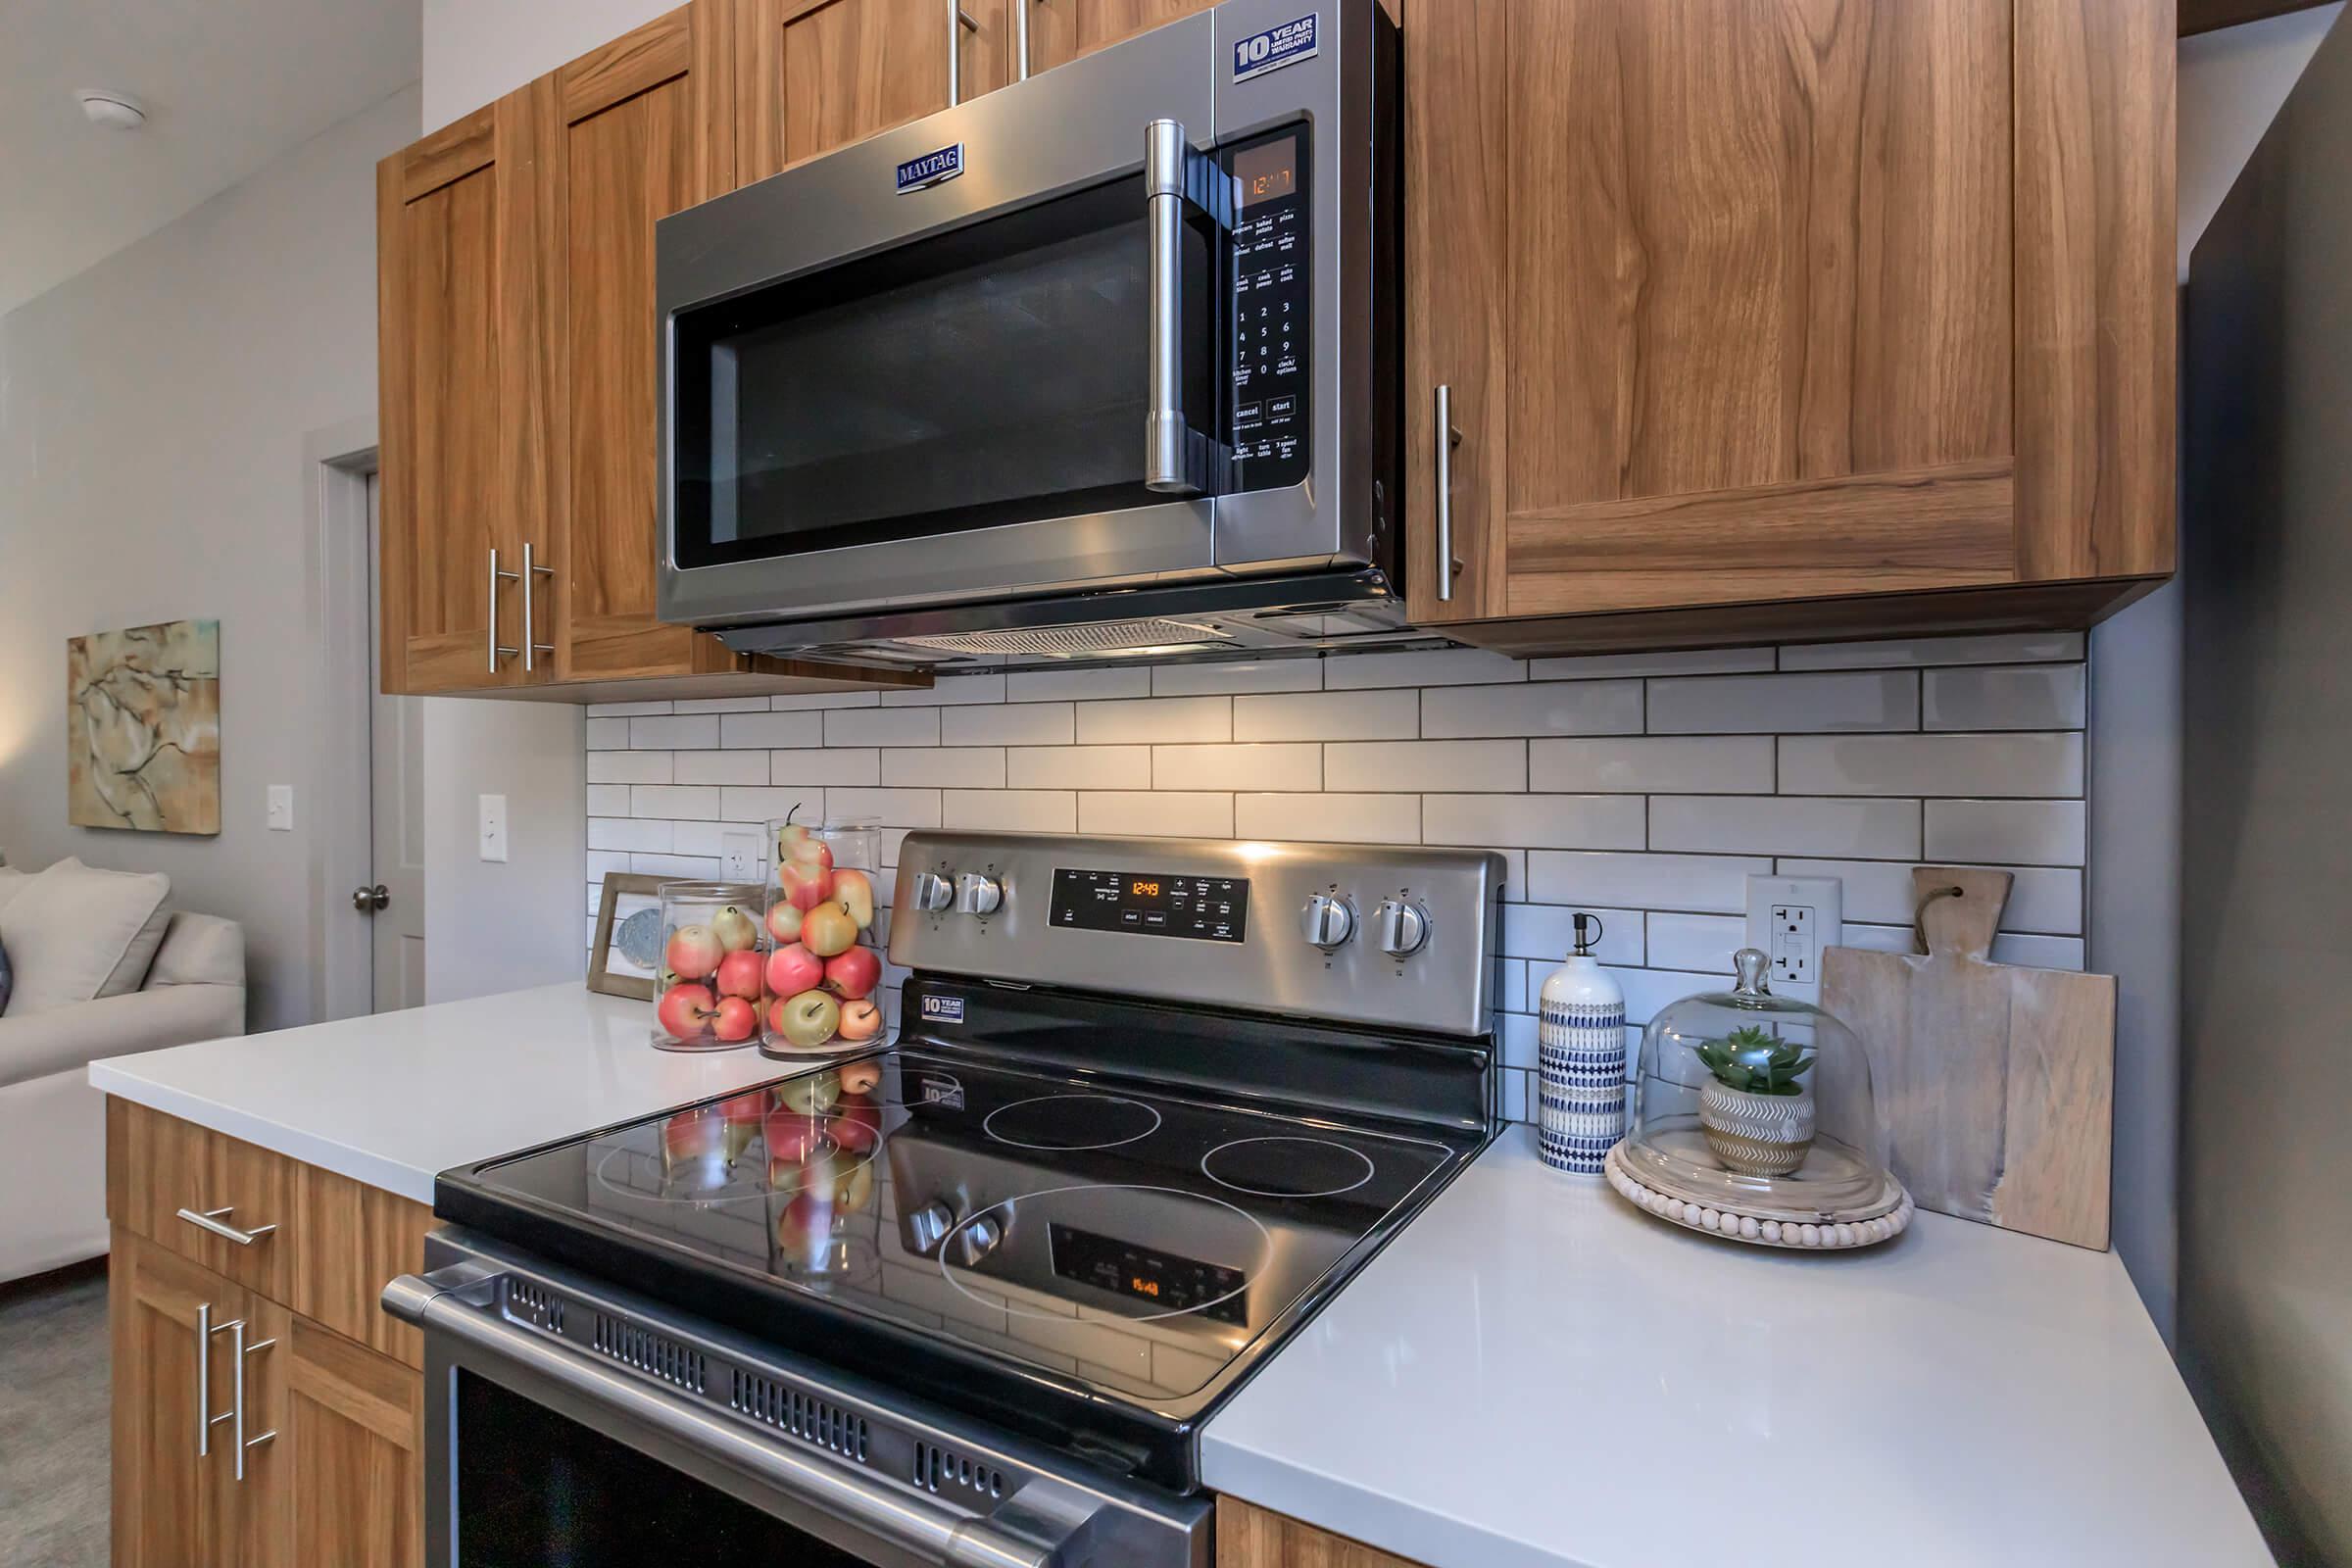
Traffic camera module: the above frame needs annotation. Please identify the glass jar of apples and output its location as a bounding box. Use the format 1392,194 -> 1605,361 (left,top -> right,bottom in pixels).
650,881 -> 769,1051
761,817 -> 887,1055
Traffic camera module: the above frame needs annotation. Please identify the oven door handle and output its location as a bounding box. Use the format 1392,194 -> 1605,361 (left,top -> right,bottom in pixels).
385,1271 -> 1081,1568
1143,118 -> 1232,497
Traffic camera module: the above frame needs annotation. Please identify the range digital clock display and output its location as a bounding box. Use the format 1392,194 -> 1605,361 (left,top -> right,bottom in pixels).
1050,1223 -> 1249,1325
1049,867 -> 1249,943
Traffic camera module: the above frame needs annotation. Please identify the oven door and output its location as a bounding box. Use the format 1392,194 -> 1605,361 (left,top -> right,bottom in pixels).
386,1254 -> 1208,1568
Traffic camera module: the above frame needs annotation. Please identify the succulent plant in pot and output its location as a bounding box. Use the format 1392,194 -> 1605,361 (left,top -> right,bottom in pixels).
1694,1024 -> 1816,1176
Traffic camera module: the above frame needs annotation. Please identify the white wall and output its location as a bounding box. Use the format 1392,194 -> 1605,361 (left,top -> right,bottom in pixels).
423,702 -> 585,1004
421,0 -> 672,131
2180,4 -> 2344,276
0,85 -> 421,1033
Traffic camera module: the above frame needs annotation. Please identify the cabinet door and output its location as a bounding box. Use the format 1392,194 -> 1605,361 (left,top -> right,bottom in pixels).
284,1315 -> 425,1568
377,82 -> 564,693
1025,0 -> 1218,74
557,1 -> 749,681
1216,1495 -> 1425,1567
739,0 -> 1015,181
111,1233 -> 285,1567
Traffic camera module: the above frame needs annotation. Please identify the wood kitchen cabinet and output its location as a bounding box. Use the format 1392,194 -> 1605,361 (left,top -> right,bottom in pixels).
1216,1496 -> 1430,1567
1025,0 -> 1221,73
1402,0 -> 2176,651
739,0 -> 1019,178
284,1314 -> 427,1568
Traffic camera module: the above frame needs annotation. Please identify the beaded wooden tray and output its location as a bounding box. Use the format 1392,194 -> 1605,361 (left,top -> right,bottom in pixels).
1603,1143 -> 1912,1250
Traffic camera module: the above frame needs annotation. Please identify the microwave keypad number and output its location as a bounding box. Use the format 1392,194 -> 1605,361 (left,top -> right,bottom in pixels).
1229,132 -> 1309,492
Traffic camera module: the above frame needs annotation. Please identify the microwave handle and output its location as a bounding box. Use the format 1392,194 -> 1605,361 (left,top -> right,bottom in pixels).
1144,118 -> 1233,496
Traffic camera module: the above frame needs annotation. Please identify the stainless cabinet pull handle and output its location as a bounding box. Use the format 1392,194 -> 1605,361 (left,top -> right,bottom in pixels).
1434,385 -> 1462,602
521,541 -> 555,672
948,2 -> 979,106
1144,118 -> 1234,495
177,1205 -> 278,1247
196,1300 -> 213,1456
228,1317 -> 276,1482
1016,0 -> 1031,81
489,548 -> 520,671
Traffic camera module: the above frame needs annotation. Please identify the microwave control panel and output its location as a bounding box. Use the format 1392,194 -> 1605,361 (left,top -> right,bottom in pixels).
1227,127 -> 1310,492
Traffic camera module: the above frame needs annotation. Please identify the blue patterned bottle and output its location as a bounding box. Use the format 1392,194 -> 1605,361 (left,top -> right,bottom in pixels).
1537,913 -> 1627,1174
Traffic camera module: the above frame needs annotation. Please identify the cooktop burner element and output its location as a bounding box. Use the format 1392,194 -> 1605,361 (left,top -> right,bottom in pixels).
982,1092 -> 1164,1151
1202,1135 -> 1378,1199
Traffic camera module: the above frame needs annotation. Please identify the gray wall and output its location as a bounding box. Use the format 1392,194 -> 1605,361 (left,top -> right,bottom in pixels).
0,85 -> 422,1032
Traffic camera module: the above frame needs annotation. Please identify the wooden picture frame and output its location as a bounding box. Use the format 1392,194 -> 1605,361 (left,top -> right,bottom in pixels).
588,873 -> 672,1001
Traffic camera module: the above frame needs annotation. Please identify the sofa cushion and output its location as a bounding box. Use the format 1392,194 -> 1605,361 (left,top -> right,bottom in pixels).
0,858 -> 172,1018
0,866 -> 27,914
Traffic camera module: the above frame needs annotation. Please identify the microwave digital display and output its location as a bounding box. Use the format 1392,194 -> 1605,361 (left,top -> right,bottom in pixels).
1234,136 -> 1298,210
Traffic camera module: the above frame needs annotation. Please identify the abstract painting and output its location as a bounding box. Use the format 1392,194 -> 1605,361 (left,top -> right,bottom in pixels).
67,619 -> 221,834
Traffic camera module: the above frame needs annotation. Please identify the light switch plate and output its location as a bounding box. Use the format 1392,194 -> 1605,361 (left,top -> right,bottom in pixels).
478,794 -> 509,863
720,828 -> 765,883
266,784 -> 294,833
1744,874 -> 1842,1004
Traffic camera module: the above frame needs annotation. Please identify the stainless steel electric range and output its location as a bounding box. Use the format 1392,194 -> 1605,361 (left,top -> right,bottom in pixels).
391,832 -> 1504,1567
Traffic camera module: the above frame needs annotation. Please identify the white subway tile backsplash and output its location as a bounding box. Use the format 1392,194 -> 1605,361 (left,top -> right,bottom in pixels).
718,786 -> 814,823
944,703 -> 1075,747
586,784 -> 631,816
1924,663 -> 2087,731
1610,967 -> 1724,1026
1501,904 -> 1644,965
944,790 -> 1077,832
1778,732 -> 2083,797
1420,680 -> 1643,739
1233,793 -> 1421,844
1651,796 -> 1920,859
1079,792 -> 1232,838
883,674 -> 1006,707
1644,912 -> 1748,975
1647,670 -> 1918,734
883,748 -> 1008,788
588,817 -> 672,853
1074,696 -> 1230,745
630,785 -> 721,820
1007,747 -> 1152,790
586,851 -> 632,882
1325,739 -> 1525,793
1925,800 -> 2086,865
1152,743 -> 1320,791
1528,647 -> 1776,680
769,691 -> 882,710
1781,858 -> 2082,935
673,750 -> 771,786
1529,735 -> 1775,795
1006,666 -> 1152,702
1527,852 -> 1770,912
671,696 -> 773,713
1323,647 -> 1526,688
770,749 -> 882,787
1423,794 -> 1645,851
1989,933 -> 2086,970
586,700 -> 674,716
1779,632 -> 2084,670
1233,688 -> 1417,741
586,750 -> 672,785
629,714 -> 719,749
671,821 -> 730,858
720,710 -> 824,749
824,707 -> 941,748
631,853 -> 721,879
586,717 -> 630,749
1152,659 -> 1324,695
822,788 -> 945,829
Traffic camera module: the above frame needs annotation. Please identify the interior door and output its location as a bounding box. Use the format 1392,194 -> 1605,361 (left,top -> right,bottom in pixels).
368,471 -> 427,1011
738,0 -> 1015,181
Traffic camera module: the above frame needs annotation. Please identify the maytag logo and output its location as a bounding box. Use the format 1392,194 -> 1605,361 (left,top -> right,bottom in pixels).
1233,14 -> 1317,82
895,142 -> 964,194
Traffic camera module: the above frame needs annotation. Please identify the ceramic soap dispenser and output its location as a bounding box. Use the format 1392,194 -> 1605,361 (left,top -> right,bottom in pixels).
1537,913 -> 1627,1174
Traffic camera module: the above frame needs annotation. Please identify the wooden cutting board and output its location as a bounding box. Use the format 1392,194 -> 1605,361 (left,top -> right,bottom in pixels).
1822,868 -> 2116,1250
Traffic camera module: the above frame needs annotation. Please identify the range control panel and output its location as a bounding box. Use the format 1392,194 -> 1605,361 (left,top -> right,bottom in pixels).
889,832 -> 1505,1039
1227,126 -> 1309,491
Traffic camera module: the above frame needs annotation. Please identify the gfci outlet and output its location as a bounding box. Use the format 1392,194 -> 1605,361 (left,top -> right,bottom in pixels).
720,828 -> 765,883
1744,874 -> 1842,1004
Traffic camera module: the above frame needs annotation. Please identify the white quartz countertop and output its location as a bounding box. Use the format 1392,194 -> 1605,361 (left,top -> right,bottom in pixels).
1201,1125 -> 2270,1568
89,983 -> 812,1206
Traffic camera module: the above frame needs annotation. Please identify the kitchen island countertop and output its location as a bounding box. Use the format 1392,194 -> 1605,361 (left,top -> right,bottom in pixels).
1200,1124 -> 2270,1568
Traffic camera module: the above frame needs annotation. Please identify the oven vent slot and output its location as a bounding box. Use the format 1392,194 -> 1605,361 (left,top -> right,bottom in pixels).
912,1441 -> 1004,1500
591,1313 -> 706,1393
730,1370 -> 870,1463
505,1279 -> 564,1333
899,618 -> 1232,659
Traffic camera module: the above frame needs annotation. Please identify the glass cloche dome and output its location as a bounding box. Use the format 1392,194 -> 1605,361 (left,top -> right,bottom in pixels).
1611,949 -> 1908,1247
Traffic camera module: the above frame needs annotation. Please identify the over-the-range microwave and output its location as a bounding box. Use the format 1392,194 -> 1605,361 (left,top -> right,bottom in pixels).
655,0 -> 1422,672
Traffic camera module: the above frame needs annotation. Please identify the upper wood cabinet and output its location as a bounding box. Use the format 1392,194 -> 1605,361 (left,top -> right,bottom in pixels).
1026,0 -> 1221,74
1404,0 -> 2176,650
738,0 -> 1019,178
376,83 -> 563,694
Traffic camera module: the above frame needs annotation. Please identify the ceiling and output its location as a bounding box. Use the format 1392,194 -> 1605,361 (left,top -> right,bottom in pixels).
0,0 -> 418,319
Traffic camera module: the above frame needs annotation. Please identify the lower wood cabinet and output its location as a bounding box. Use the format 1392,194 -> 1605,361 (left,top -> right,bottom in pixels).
1217,1495 -> 1432,1568
285,1312 -> 425,1568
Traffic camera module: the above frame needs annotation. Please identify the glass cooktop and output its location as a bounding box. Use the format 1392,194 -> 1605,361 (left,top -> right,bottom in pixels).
459,1049 -> 1458,1405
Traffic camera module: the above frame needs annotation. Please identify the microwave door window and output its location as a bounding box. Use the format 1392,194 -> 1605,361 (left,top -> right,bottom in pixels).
674,176 -> 1216,567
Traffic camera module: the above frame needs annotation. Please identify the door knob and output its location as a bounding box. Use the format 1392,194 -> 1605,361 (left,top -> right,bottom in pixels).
352,884 -> 389,913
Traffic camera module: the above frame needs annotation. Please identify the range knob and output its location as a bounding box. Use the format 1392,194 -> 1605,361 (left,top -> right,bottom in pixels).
1299,892 -> 1355,950
948,1214 -> 1004,1267
910,871 -> 954,913
1372,898 -> 1431,958
906,1200 -> 956,1254
955,872 -> 1003,916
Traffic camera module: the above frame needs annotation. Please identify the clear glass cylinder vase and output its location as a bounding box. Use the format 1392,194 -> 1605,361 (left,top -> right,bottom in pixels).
760,817 -> 887,1056
649,880 -> 768,1052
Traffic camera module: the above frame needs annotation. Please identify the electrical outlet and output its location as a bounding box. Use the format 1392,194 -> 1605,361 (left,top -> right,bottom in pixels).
265,784 -> 294,833
1744,874 -> 1841,1004
720,828 -> 765,883
478,794 -> 508,863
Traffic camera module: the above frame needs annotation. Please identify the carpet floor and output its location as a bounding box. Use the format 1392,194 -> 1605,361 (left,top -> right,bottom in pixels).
0,1260 -> 109,1568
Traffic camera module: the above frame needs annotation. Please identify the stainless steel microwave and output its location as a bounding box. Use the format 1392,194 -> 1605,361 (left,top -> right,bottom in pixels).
655,0 -> 1410,671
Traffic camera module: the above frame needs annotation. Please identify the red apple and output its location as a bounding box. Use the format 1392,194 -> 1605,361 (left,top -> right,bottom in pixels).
831,1095 -> 881,1153
656,982 -> 720,1040
780,860 -> 835,911
801,904 -> 858,958
712,995 -> 759,1043
836,997 -> 884,1043
822,945 -> 880,1001
715,949 -> 765,1001
710,905 -> 760,953
765,943 -> 823,999
764,902 -> 803,945
763,1108 -> 832,1166
839,1058 -> 883,1096
773,989 -> 841,1051
664,924 -> 725,982
832,868 -> 876,929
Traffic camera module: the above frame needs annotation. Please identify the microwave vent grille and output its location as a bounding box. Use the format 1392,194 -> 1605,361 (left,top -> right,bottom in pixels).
899,618 -> 1232,658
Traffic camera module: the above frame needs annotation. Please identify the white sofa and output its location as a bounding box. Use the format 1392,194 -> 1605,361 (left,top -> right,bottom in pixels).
0,908 -> 246,1280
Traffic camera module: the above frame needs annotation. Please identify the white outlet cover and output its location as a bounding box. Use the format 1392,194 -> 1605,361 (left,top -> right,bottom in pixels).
478,793 -> 509,863
265,784 -> 294,832
720,828 -> 764,883
1744,874 -> 1842,1004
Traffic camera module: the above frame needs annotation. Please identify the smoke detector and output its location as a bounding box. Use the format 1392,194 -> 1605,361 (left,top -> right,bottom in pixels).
76,89 -> 148,129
